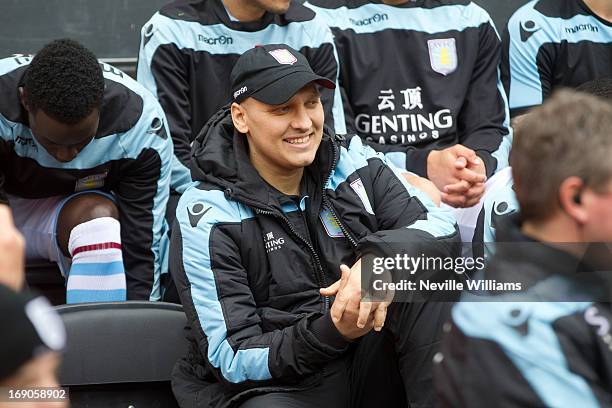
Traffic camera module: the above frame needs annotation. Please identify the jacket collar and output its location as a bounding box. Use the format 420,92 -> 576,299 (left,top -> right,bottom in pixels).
491,214 -> 612,300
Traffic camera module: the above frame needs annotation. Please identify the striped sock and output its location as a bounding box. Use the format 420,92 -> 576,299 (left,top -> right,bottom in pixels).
66,217 -> 127,304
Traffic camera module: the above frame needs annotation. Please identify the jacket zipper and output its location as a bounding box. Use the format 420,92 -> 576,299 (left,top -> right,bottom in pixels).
252,207 -> 331,311
224,135 -> 355,311
321,136 -> 359,249
252,207 -> 333,381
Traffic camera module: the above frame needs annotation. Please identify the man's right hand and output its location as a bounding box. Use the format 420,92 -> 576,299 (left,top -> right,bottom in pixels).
0,205 -> 25,291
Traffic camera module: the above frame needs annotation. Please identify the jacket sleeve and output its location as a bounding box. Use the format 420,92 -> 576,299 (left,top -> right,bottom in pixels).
115,102 -> 172,300
436,301 -> 612,406
334,137 -> 460,300
300,15 -> 347,135
341,136 -> 459,260
455,16 -> 512,178
137,14 -> 193,193
435,311 -> 550,407
170,189 -> 348,389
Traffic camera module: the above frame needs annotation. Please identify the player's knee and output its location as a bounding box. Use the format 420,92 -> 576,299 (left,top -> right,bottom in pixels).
57,194 -> 119,254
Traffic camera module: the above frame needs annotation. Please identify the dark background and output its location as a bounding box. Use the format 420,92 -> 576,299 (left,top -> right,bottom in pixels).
0,0 -> 530,70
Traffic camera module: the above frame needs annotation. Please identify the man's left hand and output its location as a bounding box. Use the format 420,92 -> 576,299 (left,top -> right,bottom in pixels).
320,260 -> 392,331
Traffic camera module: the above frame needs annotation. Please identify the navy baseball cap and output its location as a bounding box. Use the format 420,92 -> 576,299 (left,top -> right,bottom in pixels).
230,44 -> 335,105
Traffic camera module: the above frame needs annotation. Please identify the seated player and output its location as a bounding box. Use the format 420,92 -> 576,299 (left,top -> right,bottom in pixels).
502,0 -> 612,118
434,90 -> 612,406
170,44 -> 460,408
305,0 -> 512,210
0,39 -> 173,303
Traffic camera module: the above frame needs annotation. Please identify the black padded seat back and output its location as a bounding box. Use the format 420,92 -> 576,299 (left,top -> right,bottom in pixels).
56,301 -> 188,386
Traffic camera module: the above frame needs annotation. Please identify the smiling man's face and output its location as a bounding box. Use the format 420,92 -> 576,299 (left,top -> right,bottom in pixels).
234,83 -> 324,175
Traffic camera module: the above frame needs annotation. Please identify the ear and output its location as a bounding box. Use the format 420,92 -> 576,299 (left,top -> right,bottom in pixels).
230,102 -> 249,134
18,87 -> 30,112
559,176 -> 588,225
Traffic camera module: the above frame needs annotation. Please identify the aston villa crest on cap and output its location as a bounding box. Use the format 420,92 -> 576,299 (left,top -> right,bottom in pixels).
427,38 -> 458,76
268,49 -> 298,65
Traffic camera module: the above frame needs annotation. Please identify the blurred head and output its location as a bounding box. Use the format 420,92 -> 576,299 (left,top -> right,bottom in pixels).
0,285 -> 67,408
230,44 -> 334,176
0,352 -> 66,408
20,39 -> 104,163
511,90 -> 612,242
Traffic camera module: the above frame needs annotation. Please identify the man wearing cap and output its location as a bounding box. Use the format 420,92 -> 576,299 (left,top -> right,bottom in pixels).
170,44 -> 460,408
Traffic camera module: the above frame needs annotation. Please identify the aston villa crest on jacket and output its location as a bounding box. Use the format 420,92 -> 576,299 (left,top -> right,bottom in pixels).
428,38 -> 458,76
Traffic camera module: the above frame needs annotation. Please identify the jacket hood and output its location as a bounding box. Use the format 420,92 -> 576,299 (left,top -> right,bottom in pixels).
190,105 -> 338,209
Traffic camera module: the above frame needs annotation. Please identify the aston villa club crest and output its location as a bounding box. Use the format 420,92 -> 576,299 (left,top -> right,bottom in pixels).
75,172 -> 108,192
268,49 -> 297,65
319,208 -> 344,238
427,38 -> 458,76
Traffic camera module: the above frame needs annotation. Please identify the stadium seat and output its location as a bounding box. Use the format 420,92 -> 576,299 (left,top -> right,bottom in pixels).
56,301 -> 188,408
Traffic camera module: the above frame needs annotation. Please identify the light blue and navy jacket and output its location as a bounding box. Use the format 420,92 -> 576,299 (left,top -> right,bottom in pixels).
0,55 -> 173,301
502,0 -> 612,117
169,106 -> 459,407
305,0 -> 512,178
137,0 -> 346,192
436,215 -> 612,407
